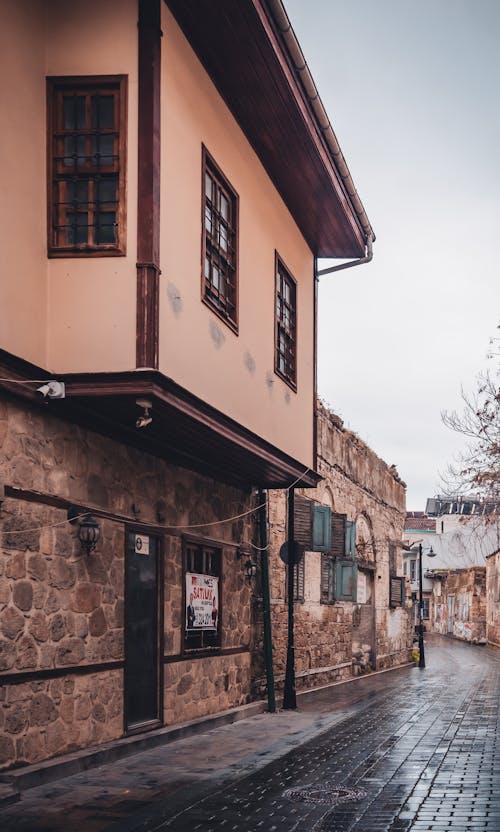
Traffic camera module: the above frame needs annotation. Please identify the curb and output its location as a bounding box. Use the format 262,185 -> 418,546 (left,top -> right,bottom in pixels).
0,661 -> 413,802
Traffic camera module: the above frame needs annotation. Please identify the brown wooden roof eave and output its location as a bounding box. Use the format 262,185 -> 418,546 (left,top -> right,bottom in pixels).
164,0 -> 368,259
54,370 -> 321,491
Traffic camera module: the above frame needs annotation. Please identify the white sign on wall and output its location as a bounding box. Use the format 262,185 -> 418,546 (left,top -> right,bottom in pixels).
357,572 -> 367,604
134,534 -> 150,555
185,573 -> 219,631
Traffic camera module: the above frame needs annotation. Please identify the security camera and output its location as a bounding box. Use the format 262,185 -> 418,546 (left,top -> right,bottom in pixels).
36,381 -> 65,399
135,398 -> 153,429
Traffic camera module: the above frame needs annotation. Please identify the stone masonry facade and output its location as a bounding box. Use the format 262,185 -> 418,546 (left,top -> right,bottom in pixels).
431,567 -> 487,644
260,402 -> 411,697
0,395 -> 254,771
486,550 -> 500,648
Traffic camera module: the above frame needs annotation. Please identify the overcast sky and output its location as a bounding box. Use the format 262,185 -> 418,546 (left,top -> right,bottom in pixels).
285,0 -> 499,510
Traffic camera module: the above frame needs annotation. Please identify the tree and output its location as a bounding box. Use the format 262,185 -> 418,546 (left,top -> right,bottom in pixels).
441,337 -> 499,505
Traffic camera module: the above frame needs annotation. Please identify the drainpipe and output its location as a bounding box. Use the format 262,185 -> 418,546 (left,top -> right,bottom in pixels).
258,490 -> 276,713
316,235 -> 373,277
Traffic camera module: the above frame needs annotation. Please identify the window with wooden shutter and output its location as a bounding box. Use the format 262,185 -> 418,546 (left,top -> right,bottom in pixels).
321,553 -> 335,603
294,497 -> 332,553
389,576 -> 405,608
286,560 -> 305,602
335,559 -> 358,602
312,505 -> 331,552
294,495 -> 312,549
331,512 -> 347,558
345,521 -> 356,558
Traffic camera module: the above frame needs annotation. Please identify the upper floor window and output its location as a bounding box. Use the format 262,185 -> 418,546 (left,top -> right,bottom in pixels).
275,255 -> 297,389
202,148 -> 238,331
47,75 -> 127,256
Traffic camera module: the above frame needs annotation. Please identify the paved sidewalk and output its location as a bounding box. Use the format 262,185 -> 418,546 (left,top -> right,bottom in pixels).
1,637 -> 499,831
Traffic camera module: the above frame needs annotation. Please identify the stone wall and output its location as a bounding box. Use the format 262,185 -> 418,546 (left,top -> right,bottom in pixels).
486,551 -> 500,647
261,401 -> 410,696
431,568 -> 487,644
0,395 -> 255,771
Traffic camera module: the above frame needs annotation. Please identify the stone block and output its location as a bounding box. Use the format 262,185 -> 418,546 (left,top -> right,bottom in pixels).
5,703 -> 29,735
89,607 -> 107,637
13,580 -> 33,611
30,693 -> 58,726
16,635 -> 38,669
48,559 -> 76,590
28,611 -> 50,643
73,583 -> 101,613
55,637 -> 85,666
5,552 -> 26,580
0,734 -> 15,767
1,605 -> 25,640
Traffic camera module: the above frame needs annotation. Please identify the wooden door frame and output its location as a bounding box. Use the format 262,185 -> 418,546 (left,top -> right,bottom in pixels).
124,524 -> 164,735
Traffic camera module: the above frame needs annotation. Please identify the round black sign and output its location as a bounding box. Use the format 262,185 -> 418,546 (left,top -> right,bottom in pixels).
279,540 -> 305,566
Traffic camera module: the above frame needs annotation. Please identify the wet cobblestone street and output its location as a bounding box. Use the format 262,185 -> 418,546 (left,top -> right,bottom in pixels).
1,637 -> 499,832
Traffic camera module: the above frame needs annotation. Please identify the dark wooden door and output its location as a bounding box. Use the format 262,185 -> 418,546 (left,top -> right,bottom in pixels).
125,532 -> 161,731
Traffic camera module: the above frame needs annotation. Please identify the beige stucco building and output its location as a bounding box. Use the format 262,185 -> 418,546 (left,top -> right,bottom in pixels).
0,0 -> 381,772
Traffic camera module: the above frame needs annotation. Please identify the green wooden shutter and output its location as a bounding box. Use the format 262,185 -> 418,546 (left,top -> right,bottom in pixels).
335,559 -> 358,601
331,513 -> 347,558
294,495 -> 312,549
312,505 -> 332,552
293,558 -> 305,601
345,521 -> 356,558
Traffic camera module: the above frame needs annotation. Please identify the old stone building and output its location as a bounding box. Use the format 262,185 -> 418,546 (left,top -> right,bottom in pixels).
429,567 -> 487,644
0,0 -> 375,772
256,402 -> 411,697
486,550 -> 500,648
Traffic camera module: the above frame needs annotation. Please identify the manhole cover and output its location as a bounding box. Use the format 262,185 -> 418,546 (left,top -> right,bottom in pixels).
283,784 -> 367,807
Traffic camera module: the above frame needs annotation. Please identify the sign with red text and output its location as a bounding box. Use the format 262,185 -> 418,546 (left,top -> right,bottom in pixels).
185,573 -> 219,631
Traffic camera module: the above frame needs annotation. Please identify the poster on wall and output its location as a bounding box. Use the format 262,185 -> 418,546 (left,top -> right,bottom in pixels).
185,573 -> 219,631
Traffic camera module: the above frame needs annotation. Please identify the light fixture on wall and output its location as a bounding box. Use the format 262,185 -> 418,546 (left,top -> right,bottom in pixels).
68,507 -> 101,556
78,515 -> 101,556
244,559 -> 257,582
237,545 -> 257,583
135,398 -> 153,429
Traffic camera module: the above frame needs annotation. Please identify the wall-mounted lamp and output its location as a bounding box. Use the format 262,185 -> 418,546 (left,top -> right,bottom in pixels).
237,545 -> 257,583
68,507 -> 101,556
78,515 -> 101,556
244,559 -> 257,583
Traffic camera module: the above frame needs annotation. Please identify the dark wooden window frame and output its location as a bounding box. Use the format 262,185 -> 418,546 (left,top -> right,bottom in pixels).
275,253 -> 297,391
201,146 -> 239,332
47,74 -> 127,257
182,534 -> 223,654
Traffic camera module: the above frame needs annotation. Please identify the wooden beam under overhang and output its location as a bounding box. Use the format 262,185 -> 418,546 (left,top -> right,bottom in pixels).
51,371 -> 321,491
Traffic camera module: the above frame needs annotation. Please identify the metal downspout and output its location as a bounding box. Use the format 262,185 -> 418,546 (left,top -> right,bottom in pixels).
316,234 -> 373,277
258,490 -> 276,713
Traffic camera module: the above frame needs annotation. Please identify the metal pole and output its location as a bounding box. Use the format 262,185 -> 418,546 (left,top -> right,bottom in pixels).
283,487 -> 297,709
418,543 -> 426,668
258,490 -> 276,713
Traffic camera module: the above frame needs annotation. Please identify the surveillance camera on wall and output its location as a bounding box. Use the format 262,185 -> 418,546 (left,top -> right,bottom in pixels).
135,398 -> 153,429
36,381 -> 66,399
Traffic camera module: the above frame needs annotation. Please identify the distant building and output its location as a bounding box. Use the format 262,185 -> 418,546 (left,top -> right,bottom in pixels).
403,496 -> 499,642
